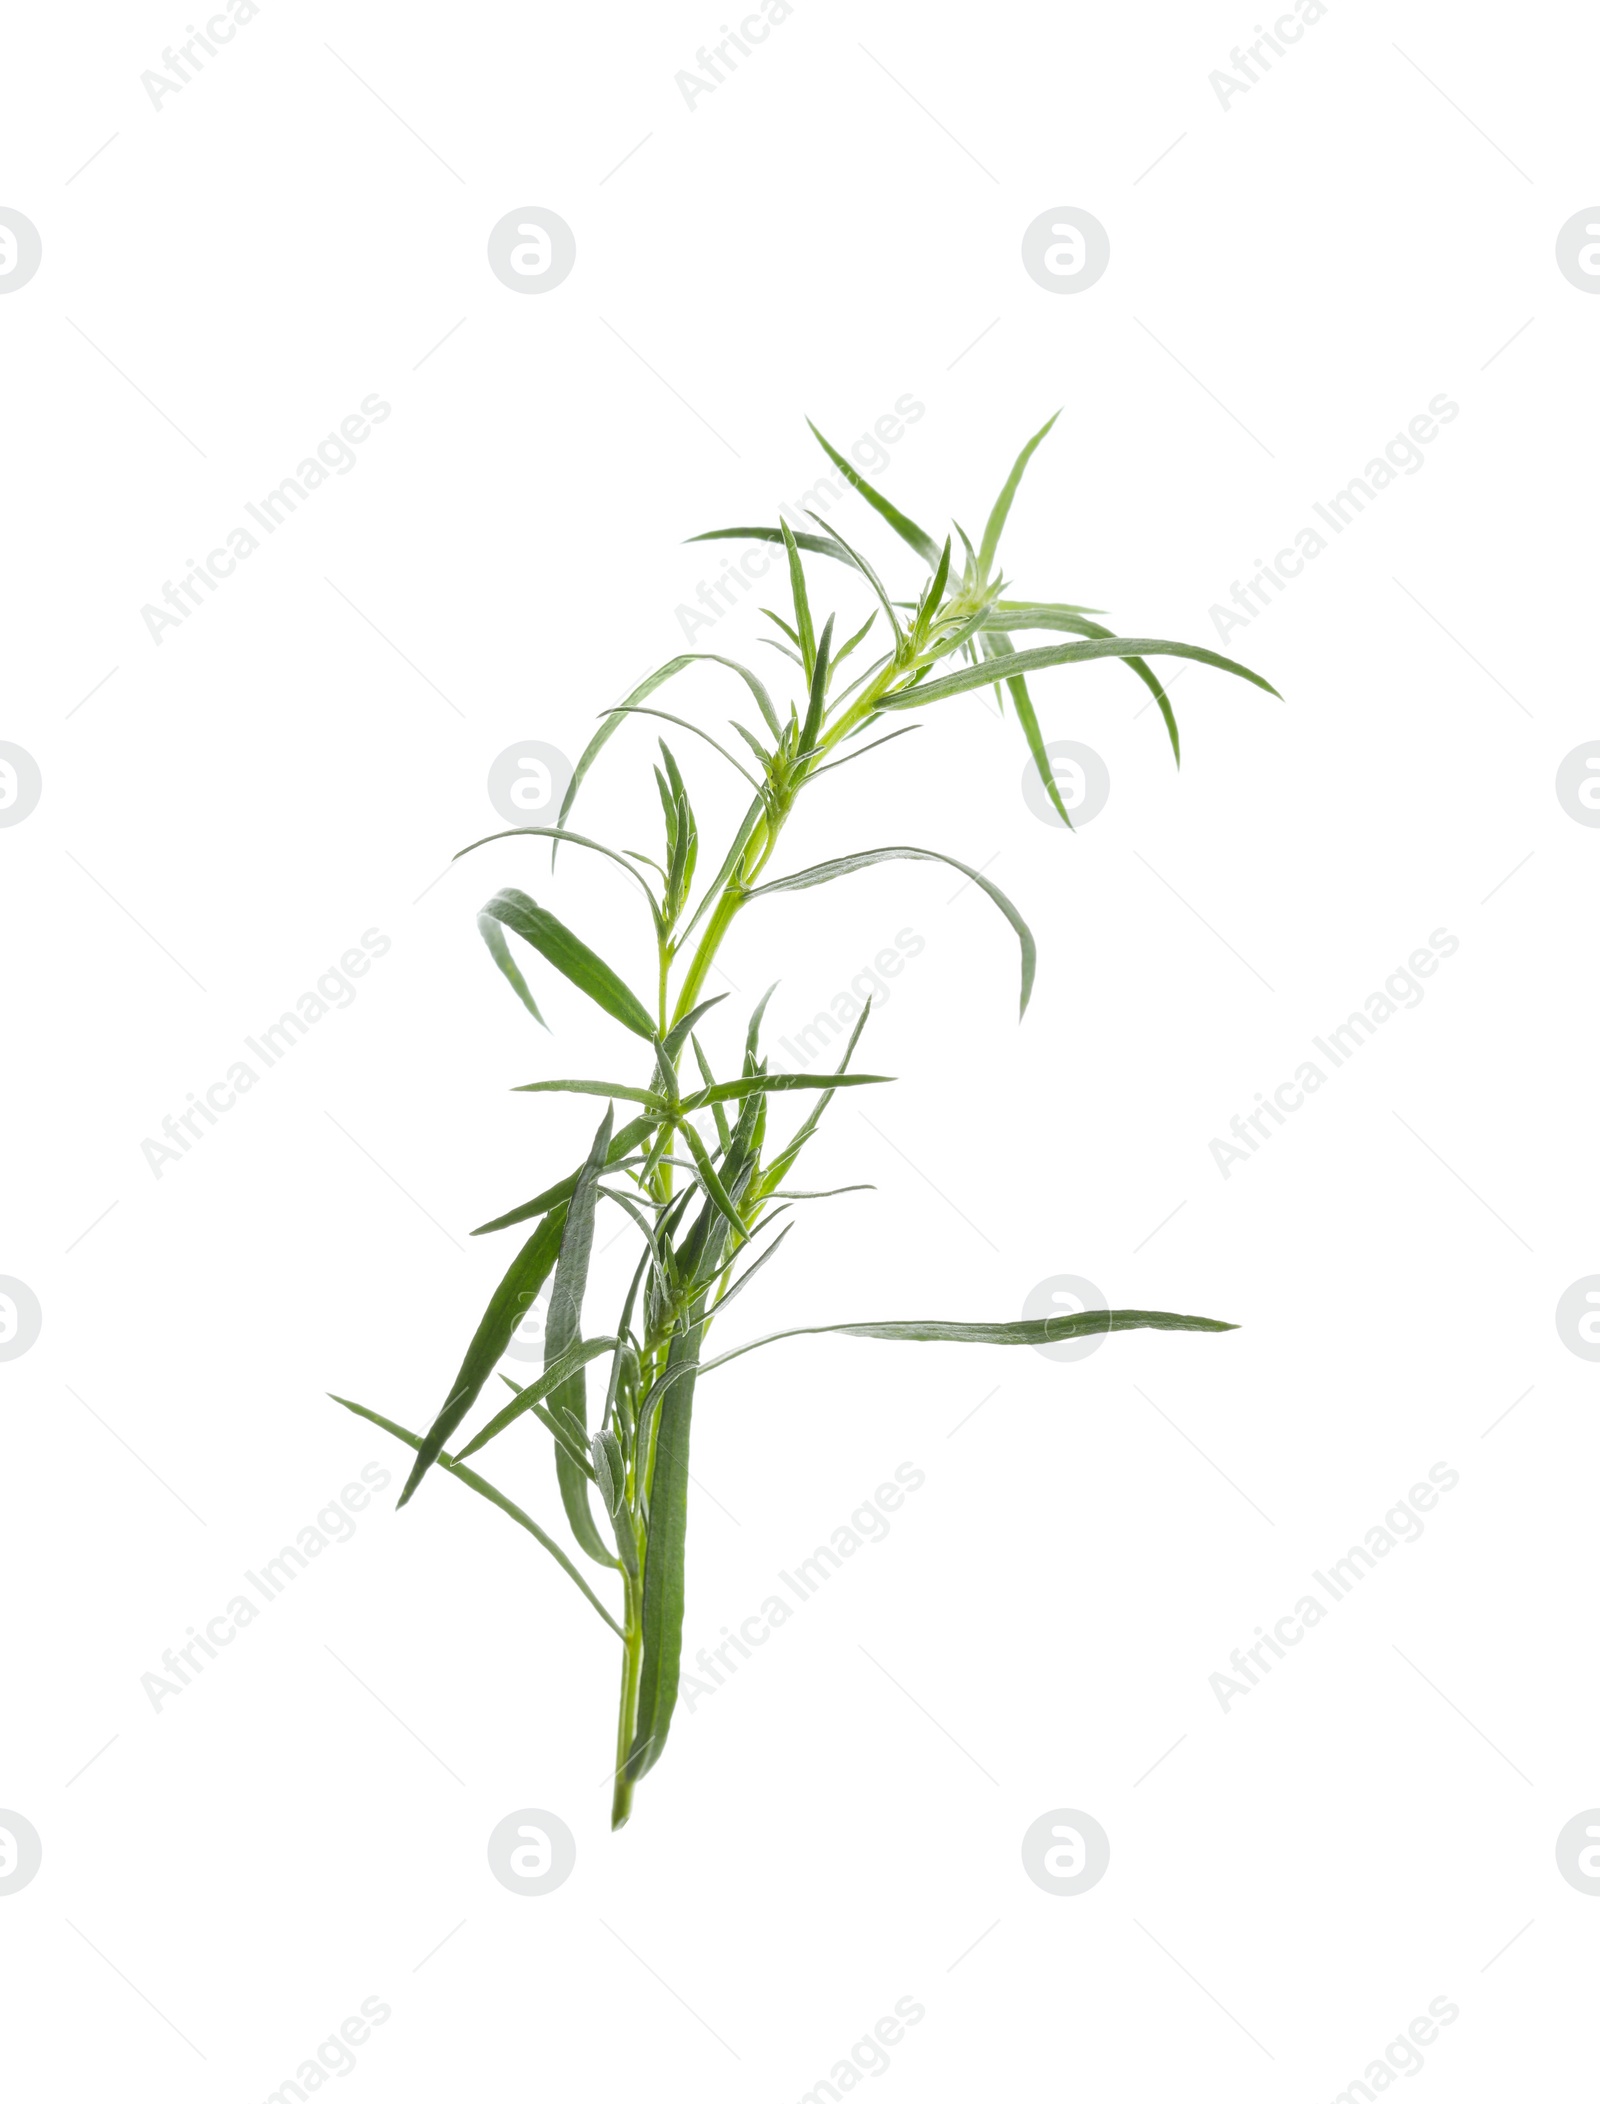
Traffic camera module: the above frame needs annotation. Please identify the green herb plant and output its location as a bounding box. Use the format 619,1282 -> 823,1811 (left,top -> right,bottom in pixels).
333,417 -> 1277,1827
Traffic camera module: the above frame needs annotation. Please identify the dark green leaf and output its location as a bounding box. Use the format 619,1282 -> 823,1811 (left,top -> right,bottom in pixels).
396,1206 -> 567,1505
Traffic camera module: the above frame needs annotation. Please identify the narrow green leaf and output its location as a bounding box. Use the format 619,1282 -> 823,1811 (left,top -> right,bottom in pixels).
625,1320 -> 702,1781
397,1206 -> 567,1505
748,846 -> 1036,1017
454,1335 -> 623,1460
478,908 -> 547,1026
780,519 -> 816,681
799,612 -> 835,755
658,994 -> 730,1083
453,825 -> 664,934
648,1307 -> 1240,1401
689,525 -> 850,566
512,1079 -> 666,1106
806,420 -> 941,568
331,1396 -> 623,1639
545,1111 -> 619,1568
977,412 -> 1060,581
678,1072 -> 892,1112
803,512 -> 901,640
882,637 -> 1281,710
481,888 -> 657,1041
802,724 -> 921,783
469,1113 -> 660,1236
983,630 -> 1071,826
556,653 -> 779,845
676,1117 -> 747,1244
744,982 -> 778,1068
756,999 -> 875,1193
985,608 -> 1182,766
594,705 -> 761,791
678,790 -> 766,945
690,1035 -> 731,1149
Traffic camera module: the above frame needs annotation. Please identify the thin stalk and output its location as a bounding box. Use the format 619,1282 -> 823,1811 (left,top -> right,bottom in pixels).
611,1576 -> 643,1827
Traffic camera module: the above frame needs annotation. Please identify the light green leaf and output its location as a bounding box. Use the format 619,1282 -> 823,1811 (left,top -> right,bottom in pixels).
977,412 -> 1060,581
747,847 -> 1036,1017
806,420 -> 941,568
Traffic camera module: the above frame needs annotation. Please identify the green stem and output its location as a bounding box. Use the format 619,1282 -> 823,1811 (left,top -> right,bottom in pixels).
611,1577 -> 643,1828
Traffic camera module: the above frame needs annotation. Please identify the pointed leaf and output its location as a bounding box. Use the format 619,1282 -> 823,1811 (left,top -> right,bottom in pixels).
806,420 -> 941,568
397,1206 -> 568,1504
780,519 -> 816,681
977,412 -> 1060,581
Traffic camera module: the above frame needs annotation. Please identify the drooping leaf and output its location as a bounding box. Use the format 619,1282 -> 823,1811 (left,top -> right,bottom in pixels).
478,907 -> 547,1026
556,654 -> 779,846
803,512 -> 901,641
747,846 -> 1037,1017
985,607 -> 1182,765
882,637 -> 1281,710
454,825 -> 665,937
648,1306 -> 1240,1402
689,525 -> 851,566
332,1396 -> 623,1638
982,630 -> 1071,827
480,888 -> 657,1040
593,706 -> 761,790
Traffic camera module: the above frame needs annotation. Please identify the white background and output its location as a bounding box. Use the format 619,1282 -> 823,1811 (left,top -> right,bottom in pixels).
3,0 -> 1598,2096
